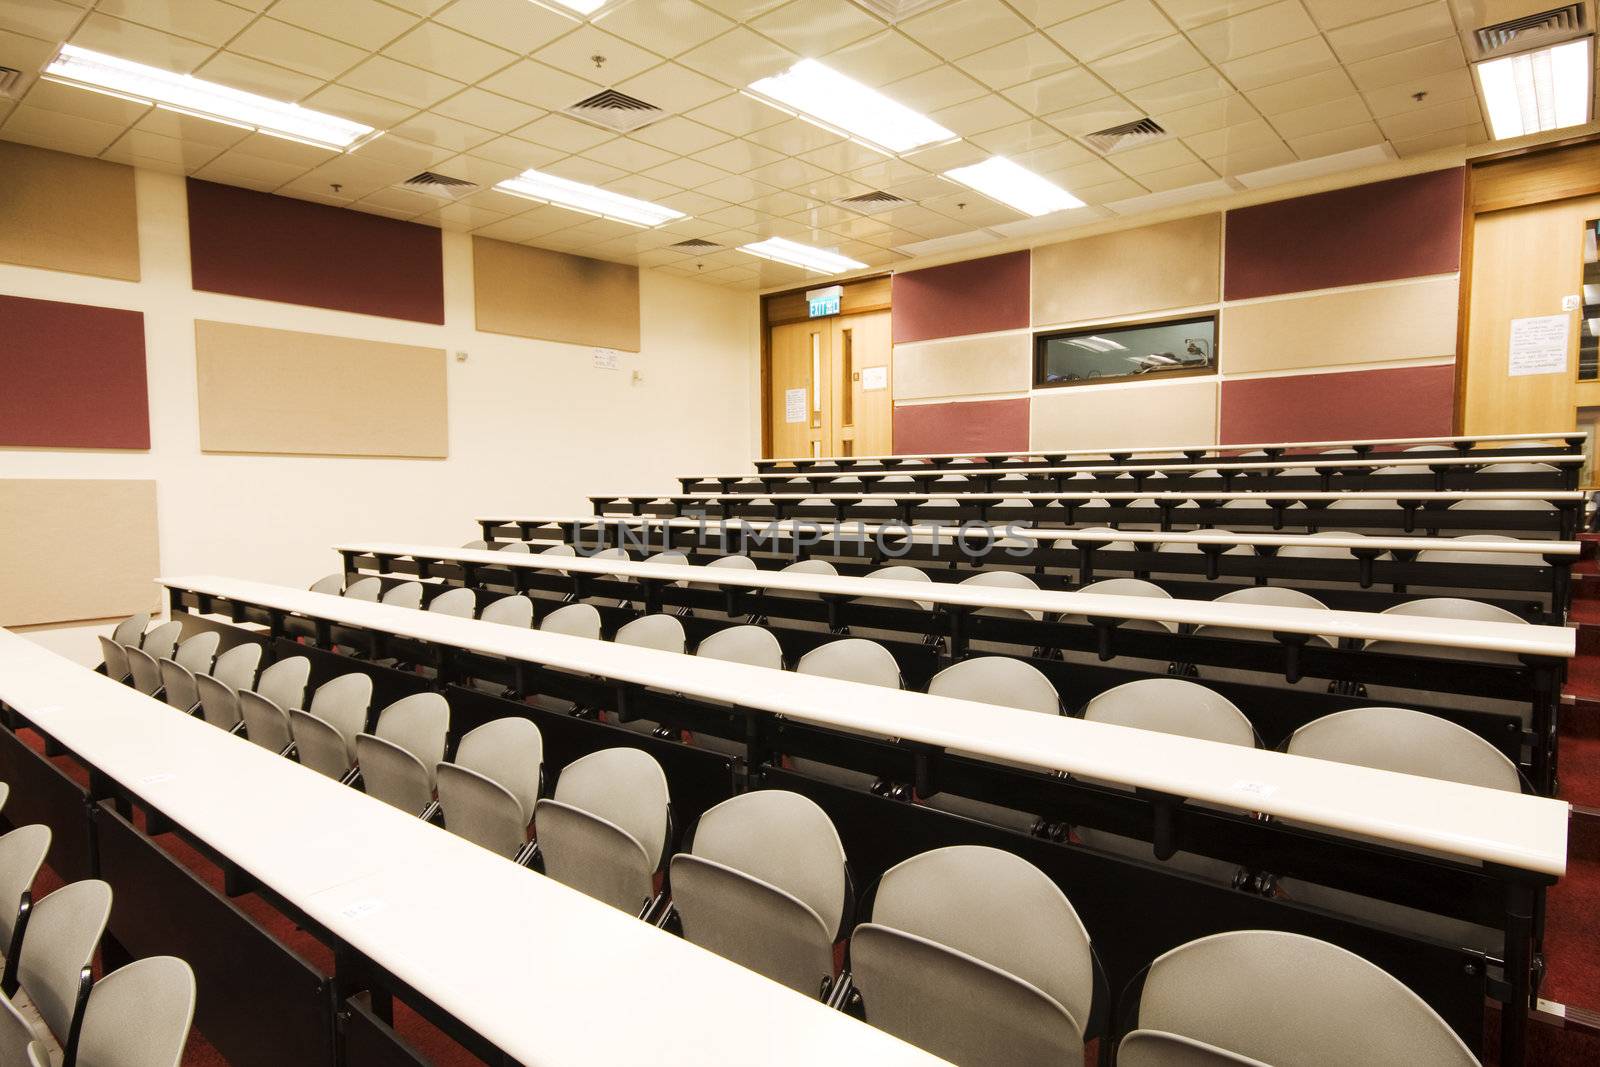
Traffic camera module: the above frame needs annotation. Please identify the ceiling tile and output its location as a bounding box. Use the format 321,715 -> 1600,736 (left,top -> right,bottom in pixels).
1135,159 -> 1219,190
1003,66 -> 1113,115
1362,66 -> 1474,117
797,139 -> 888,174
1184,116 -> 1282,156
379,1 -> 455,22
678,26 -> 796,87
1124,66 -> 1233,111
1106,137 -> 1199,174
515,112 -> 616,152
429,87 -> 545,132
1244,66 -> 1358,114
264,0 -> 419,51
230,18 -> 366,80
1390,120 -> 1484,158
102,132 -> 219,172
598,172 -> 681,200
958,32 -> 1075,91
901,138 -> 990,171
353,184 -> 444,214
1344,36 -> 1465,92
657,188 -> 733,215
848,157 -> 930,188
349,132 -> 455,169
1154,0 -> 1277,31
881,64 -> 988,112
433,153 -> 522,186
1285,120 -> 1385,158
384,22 -> 517,84
643,154 -> 731,188
750,0 -> 884,57
534,24 -> 662,84
1326,1 -> 1454,66
198,51 -> 324,100
198,147 -> 311,187
0,0 -> 82,41
745,156 -> 833,189
0,28 -> 53,93
1155,92 -> 1259,136
1202,138 -> 1294,174
1217,34 -> 1338,90
71,13 -> 216,74
340,54 -> 465,108
631,114 -> 732,153
134,107 -> 255,148
1042,94 -> 1144,137
1013,138 -> 1096,172
746,115 -> 844,153
931,91 -> 1028,135
616,62 -> 729,112
1302,0 -> 1430,32
899,0 -> 1032,61
94,0 -> 252,47
1091,35 -> 1207,92
790,172 -> 872,201
822,30 -> 942,87
583,135 -> 678,171
1046,0 -> 1175,64
594,0 -> 734,57
480,59 -> 602,110
1049,155 -> 1125,187
1187,0 -> 1316,64
412,201 -> 508,230
432,0 -> 580,54
968,118 -> 1068,154
749,189 -> 819,215
687,92 -> 790,135
303,83 -> 418,128
23,77 -> 151,126
1376,94 -> 1480,141
543,154 -> 629,186
2,104 -> 126,155
1267,94 -> 1372,139
921,189 -> 1026,224
390,111 -> 497,152
466,134 -> 567,170
229,129 -> 339,168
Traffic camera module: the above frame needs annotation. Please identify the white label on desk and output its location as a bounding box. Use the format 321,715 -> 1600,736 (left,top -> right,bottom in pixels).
593,348 -> 620,370
340,897 -> 386,920
784,388 -> 807,423
139,772 -> 176,786
861,365 -> 888,391
1231,779 -> 1278,799
1507,314 -> 1569,377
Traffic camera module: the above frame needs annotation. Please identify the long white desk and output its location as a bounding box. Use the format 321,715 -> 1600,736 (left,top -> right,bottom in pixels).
0,627 -> 945,1067
160,575 -> 1568,878
334,543 -> 1575,658
654,490 -> 1583,504
474,514 -> 1581,558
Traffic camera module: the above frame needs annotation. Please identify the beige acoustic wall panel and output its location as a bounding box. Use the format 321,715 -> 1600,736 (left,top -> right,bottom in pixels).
893,330 -> 1032,401
0,142 -> 140,281
1,480 -> 159,627
1032,378 -> 1219,450
1032,214 -> 1221,327
1222,276 -> 1459,375
195,321 -> 448,457
472,236 -> 641,352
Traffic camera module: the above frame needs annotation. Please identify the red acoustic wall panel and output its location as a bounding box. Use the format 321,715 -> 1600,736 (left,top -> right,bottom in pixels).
0,294 -> 149,449
891,251 -> 1030,344
1219,365 -> 1455,445
1224,168 -> 1465,300
187,179 -> 444,323
892,397 -> 1030,454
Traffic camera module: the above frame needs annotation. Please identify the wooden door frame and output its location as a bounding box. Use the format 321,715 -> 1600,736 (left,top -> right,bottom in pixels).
760,274 -> 892,458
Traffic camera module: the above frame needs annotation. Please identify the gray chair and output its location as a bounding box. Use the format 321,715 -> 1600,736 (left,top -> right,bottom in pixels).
155,632 -> 222,713
124,647 -> 164,698
670,790 -> 848,997
110,614 -> 148,648
10,879 -> 113,1050
380,582 -> 424,610
309,574 -> 346,595
70,955 -> 196,1067
924,657 -> 1063,834
239,691 -> 295,755
849,845 -> 1095,1067
195,674 -> 243,732
848,565 -> 935,642
1120,930 -> 1479,1067
1118,1029 -> 1269,1066
534,748 -> 670,915
603,615 -> 689,736
0,995 -> 34,1067
1194,587 -> 1334,691
1361,598 -> 1532,725
692,625 -> 784,755
502,541 -> 537,554
0,825 -> 51,964
437,718 -> 544,861
958,570 -> 1044,654
356,693 -> 450,815
288,674 -> 375,780
426,588 -> 476,618
461,539 -> 489,550
790,639 -> 903,790
209,643 -> 262,692
139,621 -> 182,662
99,615 -> 149,682
342,577 -> 381,602
539,603 -> 602,640
1061,579 -> 1175,674
479,595 -> 534,628
685,554 -> 759,614
254,657 -> 309,712
764,559 -> 839,632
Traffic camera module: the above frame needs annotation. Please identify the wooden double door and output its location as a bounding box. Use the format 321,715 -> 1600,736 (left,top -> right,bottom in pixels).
768,310 -> 892,459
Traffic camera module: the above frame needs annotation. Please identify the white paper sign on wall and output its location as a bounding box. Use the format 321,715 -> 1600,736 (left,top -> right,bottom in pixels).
593,348 -> 620,370
861,365 -> 888,391
1507,315 -> 1570,377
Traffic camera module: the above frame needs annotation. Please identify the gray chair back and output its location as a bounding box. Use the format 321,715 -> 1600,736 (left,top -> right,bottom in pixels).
437,764 -> 528,857
342,577 -> 382,601
796,638 -> 902,689
195,674 -> 242,731
929,657 -> 1060,715
75,955 -> 196,1067
1118,1029 -> 1269,1066
1287,706 -> 1520,791
98,637 -> 131,684
539,603 -> 602,640
18,879 -> 113,1044
359,694 -> 450,810
309,575 -> 345,595
1082,678 -> 1255,747
534,748 -> 669,913
125,647 -> 163,697
455,718 -> 543,817
479,595 -> 534,628
427,587 -> 476,618
0,824 -> 50,949
289,710 -> 352,779
140,621 -> 182,660
210,643 -> 262,692
110,614 -> 149,647
380,582 -> 424,609
307,673 -> 374,764
696,624 -> 783,669
253,657 -> 309,712
0,995 -> 34,1067
172,631 -> 219,673
616,614 -> 685,653
158,660 -> 199,713
239,692 -> 293,753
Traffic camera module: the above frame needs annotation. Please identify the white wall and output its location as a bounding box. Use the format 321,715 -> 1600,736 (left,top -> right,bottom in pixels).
1,168 -> 760,663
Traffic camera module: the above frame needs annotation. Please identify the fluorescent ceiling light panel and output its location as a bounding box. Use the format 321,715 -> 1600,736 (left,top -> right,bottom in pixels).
541,0 -> 606,13
738,237 -> 866,274
942,157 -> 1084,217
747,59 -> 955,154
1475,37 -> 1592,140
496,169 -> 684,227
45,44 -> 372,150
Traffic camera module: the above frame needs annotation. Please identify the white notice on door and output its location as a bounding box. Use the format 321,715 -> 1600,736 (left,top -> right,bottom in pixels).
784,387 -> 807,423
593,348 -> 620,370
861,365 -> 888,391
1507,315 -> 1570,377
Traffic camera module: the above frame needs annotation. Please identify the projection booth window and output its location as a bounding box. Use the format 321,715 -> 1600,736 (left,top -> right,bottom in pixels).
1034,314 -> 1218,388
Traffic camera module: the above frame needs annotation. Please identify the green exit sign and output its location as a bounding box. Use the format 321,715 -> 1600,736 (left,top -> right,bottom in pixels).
807,285 -> 843,318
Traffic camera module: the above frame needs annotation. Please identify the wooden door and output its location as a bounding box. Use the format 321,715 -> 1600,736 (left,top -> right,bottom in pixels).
829,310 -> 893,457
769,319 -> 832,459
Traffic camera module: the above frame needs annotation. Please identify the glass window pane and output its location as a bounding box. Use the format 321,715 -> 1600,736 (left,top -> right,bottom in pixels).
1035,314 -> 1217,387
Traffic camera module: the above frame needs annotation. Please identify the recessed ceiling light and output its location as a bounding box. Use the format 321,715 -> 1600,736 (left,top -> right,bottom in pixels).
1474,36 -> 1593,140
44,44 -> 373,150
738,237 -> 866,274
495,168 -> 685,227
942,157 -> 1085,217
540,0 -> 607,14
746,59 -> 955,154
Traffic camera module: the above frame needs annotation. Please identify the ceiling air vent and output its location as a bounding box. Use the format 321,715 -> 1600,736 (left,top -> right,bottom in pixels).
670,238 -> 720,251
398,171 -> 478,200
853,0 -> 949,19
1083,117 -> 1169,155
1474,3 -> 1586,58
837,190 -> 911,214
563,88 -> 667,133
0,66 -> 22,99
